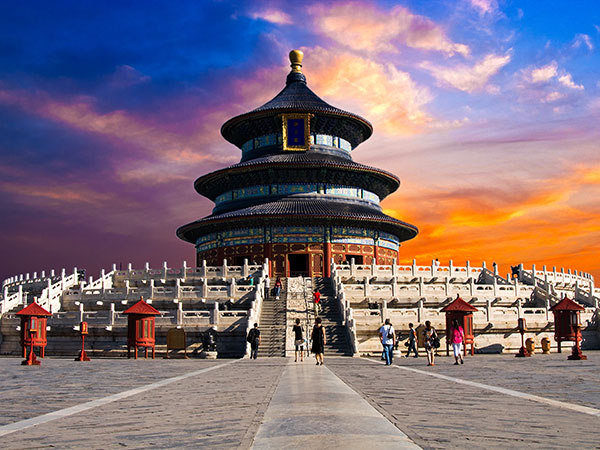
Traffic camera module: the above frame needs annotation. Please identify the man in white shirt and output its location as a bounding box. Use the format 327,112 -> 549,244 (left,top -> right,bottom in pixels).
264,275 -> 270,300
379,318 -> 395,365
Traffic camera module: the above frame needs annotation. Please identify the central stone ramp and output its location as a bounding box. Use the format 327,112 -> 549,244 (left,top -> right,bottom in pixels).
251,361 -> 421,449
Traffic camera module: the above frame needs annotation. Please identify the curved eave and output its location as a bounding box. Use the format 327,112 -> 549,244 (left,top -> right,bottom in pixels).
177,213 -> 418,245
221,108 -> 373,148
194,160 -> 400,200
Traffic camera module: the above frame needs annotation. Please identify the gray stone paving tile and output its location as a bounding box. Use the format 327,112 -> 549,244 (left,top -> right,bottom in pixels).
327,355 -> 600,450
1,358 -> 286,450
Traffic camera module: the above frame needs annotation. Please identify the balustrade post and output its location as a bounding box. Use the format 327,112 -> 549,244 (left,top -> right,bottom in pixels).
364,276 -> 370,296
412,259 -> 417,276
202,278 -> 208,297
466,260 -> 471,278
144,262 -> 150,279
51,269 -> 56,277
391,276 -> 398,297
431,259 -> 436,276
243,259 -> 249,277
177,302 -> 183,326
419,277 -> 424,297
229,277 -> 236,297
517,298 -> 522,319
392,260 -> 397,277
149,279 -> 155,300
202,259 -> 207,277
222,259 -> 228,278
382,299 -> 388,320
211,302 -> 219,325
448,259 -> 453,277
41,270 -> 45,278
469,277 -> 474,297
371,260 -> 376,276
486,298 -> 492,322
112,264 -> 117,272
514,277 -> 520,297
350,258 -> 356,277
418,299 -> 423,322
18,285 -> 23,304
162,261 -> 168,279
176,278 -> 181,299
110,303 -> 115,326
79,303 -> 84,323
182,260 -> 187,280
125,280 -> 130,297
101,269 -> 106,293
128,263 -> 133,276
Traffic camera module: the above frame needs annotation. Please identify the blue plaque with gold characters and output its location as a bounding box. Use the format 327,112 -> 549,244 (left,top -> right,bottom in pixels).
282,113 -> 312,151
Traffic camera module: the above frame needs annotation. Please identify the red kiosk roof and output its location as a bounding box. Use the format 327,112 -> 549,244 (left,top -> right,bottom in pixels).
441,296 -> 478,312
123,299 -> 160,315
549,297 -> 585,312
16,302 -> 51,316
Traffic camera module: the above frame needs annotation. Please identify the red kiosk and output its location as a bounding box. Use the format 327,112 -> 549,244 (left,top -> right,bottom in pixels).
123,298 -> 160,359
441,295 -> 478,356
549,297 -> 587,360
17,302 -> 51,366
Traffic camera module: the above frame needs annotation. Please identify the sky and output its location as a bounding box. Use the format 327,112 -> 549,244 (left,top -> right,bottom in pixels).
0,0 -> 599,283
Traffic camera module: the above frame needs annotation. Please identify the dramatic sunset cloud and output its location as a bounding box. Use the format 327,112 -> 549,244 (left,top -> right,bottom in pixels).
0,0 -> 599,282
309,2 -> 469,56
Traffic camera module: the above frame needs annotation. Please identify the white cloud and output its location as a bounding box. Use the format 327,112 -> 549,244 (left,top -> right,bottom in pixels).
530,61 -> 558,83
249,8 -> 292,25
421,53 -> 511,93
544,91 -> 565,103
572,33 -> 594,51
469,0 -> 497,15
558,74 -> 584,90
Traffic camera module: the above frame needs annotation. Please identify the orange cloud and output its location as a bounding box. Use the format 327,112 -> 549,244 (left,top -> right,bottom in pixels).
381,162 -> 600,279
309,2 -> 469,56
303,46 -> 432,135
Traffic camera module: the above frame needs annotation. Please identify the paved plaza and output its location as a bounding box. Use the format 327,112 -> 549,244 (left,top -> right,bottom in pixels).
0,352 -> 599,449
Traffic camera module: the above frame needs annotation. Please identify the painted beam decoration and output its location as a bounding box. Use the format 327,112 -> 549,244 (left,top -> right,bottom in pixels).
282,113 -> 312,151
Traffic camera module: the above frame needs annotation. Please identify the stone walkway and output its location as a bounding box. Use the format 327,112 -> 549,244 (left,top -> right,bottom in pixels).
0,352 -> 599,449
251,361 -> 420,449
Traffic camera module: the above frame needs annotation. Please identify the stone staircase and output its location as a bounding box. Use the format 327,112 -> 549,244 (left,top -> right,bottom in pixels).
314,277 -> 352,356
257,279 -> 287,357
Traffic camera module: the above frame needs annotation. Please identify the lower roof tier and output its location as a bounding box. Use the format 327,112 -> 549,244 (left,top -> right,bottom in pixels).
194,152 -> 400,201
176,198 -> 418,244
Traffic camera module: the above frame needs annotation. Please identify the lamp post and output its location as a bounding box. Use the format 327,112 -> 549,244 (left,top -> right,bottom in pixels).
515,318 -> 530,357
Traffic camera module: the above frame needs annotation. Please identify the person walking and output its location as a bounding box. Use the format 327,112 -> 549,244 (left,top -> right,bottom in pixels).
423,320 -> 438,366
311,317 -> 326,365
274,277 -> 282,298
293,318 -> 304,362
264,275 -> 270,300
405,322 -> 418,358
379,318 -> 395,365
313,289 -> 321,314
247,323 -> 261,359
450,319 -> 465,365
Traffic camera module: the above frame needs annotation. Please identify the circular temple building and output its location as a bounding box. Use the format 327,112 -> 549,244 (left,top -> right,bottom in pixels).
177,50 -> 418,277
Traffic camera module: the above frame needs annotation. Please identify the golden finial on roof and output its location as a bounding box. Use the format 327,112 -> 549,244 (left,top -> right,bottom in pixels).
289,50 -> 304,73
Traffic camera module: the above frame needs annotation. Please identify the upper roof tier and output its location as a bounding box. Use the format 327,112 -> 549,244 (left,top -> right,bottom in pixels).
221,50 -> 373,150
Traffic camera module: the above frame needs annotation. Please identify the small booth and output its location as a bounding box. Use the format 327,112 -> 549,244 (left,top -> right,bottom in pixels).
549,297 -> 586,359
17,302 -> 52,365
441,295 -> 478,356
123,298 -> 160,359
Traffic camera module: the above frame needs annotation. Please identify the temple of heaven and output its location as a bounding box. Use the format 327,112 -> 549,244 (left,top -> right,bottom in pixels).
177,50 -> 418,278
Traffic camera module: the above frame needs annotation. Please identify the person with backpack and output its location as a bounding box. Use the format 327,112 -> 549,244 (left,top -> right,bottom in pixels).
247,323 -> 261,359
405,322 -> 418,358
423,320 -> 439,366
293,318 -> 304,362
379,318 -> 395,365
450,319 -> 465,365
274,277 -> 282,298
